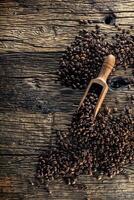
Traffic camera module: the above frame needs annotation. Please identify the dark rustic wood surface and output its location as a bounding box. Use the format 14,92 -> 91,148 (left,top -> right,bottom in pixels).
0,1 -> 134,200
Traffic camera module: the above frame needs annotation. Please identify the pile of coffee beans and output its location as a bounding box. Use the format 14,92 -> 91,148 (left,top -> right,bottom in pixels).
111,29 -> 134,70
69,106 -> 133,179
36,25 -> 133,191
36,90 -> 133,185
58,28 -> 111,89
58,26 -> 134,89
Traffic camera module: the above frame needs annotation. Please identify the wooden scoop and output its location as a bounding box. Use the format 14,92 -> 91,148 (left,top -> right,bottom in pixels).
79,54 -> 115,118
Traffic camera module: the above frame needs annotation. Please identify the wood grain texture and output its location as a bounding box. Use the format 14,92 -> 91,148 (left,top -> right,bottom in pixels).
0,155 -> 134,200
0,52 -> 133,200
0,0 -> 134,52
0,0 -> 134,200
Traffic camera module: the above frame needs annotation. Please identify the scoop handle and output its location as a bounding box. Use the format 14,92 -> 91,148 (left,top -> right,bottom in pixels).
98,55 -> 115,82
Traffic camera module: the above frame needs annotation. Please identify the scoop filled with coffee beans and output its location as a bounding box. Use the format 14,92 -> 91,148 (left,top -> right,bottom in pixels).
79,54 -> 115,118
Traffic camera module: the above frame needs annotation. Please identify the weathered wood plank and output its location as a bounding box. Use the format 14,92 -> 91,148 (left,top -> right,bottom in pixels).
0,53 -> 133,156
0,0 -> 133,52
0,155 -> 133,200
0,52 -> 133,153
0,1 -> 134,200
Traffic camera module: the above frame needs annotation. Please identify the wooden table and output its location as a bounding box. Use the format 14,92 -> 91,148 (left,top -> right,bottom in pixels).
0,1 -> 133,200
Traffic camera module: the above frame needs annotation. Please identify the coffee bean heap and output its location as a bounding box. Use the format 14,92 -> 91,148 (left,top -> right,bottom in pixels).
69,106 -> 133,178
36,91 -> 134,185
58,27 -> 134,89
58,28 -> 111,89
111,29 -> 134,70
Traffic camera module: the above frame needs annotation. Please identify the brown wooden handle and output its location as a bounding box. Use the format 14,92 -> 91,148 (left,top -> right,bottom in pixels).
98,55 -> 115,82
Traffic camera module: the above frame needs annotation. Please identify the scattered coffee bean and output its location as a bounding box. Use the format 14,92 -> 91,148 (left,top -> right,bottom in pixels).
128,84 -> 131,90
79,19 -> 88,25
